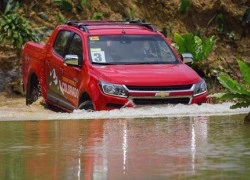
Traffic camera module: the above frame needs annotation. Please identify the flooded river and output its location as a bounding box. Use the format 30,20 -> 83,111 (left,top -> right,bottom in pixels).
0,97 -> 250,179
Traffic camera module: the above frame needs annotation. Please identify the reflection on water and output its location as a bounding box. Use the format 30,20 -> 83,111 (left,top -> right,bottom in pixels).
0,102 -> 250,121
1,115 -> 250,179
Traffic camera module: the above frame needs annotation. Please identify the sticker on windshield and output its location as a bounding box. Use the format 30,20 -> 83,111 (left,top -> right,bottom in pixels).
90,36 -> 99,41
91,51 -> 106,63
90,48 -> 101,52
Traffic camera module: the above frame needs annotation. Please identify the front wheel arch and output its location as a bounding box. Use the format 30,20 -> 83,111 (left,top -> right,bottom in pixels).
78,93 -> 94,111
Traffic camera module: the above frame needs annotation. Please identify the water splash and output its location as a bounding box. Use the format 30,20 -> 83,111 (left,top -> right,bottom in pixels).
0,99 -> 249,121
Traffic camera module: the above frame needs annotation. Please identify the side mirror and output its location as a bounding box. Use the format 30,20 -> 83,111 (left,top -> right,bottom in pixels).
64,55 -> 79,66
181,53 -> 194,64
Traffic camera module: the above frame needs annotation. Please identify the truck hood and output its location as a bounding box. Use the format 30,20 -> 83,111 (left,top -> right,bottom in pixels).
92,64 -> 201,86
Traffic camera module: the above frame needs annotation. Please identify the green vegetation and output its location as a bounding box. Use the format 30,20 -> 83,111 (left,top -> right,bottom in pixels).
79,0 -> 91,9
179,0 -> 190,13
0,13 -> 38,49
129,7 -> 135,21
54,0 -> 73,11
0,0 -> 38,50
4,0 -> 19,14
173,32 -> 216,62
92,12 -> 104,20
57,12 -> 66,24
217,59 -> 250,109
173,32 -> 216,78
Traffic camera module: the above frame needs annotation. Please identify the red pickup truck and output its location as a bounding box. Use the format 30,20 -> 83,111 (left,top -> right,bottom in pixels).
21,21 -> 208,112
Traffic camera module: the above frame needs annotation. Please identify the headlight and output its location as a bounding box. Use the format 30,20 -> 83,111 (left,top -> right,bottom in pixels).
193,80 -> 207,96
99,81 -> 128,98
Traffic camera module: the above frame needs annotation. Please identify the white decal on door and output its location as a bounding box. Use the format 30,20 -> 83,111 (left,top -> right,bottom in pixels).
49,69 -> 79,98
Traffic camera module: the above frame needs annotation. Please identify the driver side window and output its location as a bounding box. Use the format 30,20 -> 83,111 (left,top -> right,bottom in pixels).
53,31 -> 71,57
68,34 -> 83,65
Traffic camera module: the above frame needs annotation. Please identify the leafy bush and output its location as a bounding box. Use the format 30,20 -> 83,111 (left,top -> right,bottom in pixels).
0,13 -> 38,49
4,0 -> 19,14
92,12 -> 104,20
217,59 -> 250,109
80,0 -> 91,9
0,0 -> 38,50
173,32 -> 216,62
179,0 -> 190,13
54,0 -> 73,11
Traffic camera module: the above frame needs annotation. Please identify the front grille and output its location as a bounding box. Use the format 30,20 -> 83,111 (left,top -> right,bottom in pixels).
126,85 -> 192,91
133,98 -> 190,105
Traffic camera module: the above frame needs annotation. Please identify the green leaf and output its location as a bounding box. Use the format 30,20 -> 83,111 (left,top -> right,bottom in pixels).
183,33 -> 195,54
179,0 -> 190,13
203,36 -> 216,59
4,25 -> 9,31
92,12 -> 104,20
173,32 -> 215,63
13,31 -> 18,38
173,33 -> 185,54
238,60 -> 250,86
4,0 -> 19,14
7,29 -> 11,37
220,92 -> 250,101
230,102 -> 250,109
218,74 -> 250,96
193,35 -> 203,61
208,93 -> 225,98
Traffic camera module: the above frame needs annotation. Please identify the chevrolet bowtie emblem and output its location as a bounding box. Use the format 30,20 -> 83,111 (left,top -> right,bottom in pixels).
155,92 -> 170,97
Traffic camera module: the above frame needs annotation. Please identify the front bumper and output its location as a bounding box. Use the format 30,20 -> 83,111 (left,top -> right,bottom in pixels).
94,84 -> 208,110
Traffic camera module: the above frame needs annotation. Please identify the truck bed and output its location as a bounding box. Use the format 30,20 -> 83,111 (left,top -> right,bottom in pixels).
21,42 -> 47,93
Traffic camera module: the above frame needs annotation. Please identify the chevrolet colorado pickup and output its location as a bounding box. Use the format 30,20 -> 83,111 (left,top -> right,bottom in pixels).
21,21 -> 208,112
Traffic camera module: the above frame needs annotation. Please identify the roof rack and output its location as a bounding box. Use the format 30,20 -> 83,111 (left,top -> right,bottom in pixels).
66,21 -> 89,33
65,20 -> 157,33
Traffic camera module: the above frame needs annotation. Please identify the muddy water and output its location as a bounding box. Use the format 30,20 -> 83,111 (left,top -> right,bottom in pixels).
1,114 -> 250,179
0,95 -> 249,120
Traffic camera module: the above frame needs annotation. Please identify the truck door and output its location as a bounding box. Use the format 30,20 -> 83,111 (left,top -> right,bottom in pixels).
46,30 -> 73,108
61,33 -> 84,109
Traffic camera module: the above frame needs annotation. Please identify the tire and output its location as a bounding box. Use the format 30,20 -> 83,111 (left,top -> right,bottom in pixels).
78,100 -> 94,111
26,79 -> 41,105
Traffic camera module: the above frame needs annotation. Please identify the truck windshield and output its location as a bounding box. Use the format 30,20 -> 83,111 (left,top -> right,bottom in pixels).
88,35 -> 179,65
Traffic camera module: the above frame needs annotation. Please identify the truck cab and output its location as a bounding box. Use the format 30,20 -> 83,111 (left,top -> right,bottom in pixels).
22,21 -> 208,111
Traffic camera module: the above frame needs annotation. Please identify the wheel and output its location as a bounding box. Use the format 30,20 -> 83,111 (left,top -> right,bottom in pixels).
78,100 -> 94,111
26,79 -> 41,105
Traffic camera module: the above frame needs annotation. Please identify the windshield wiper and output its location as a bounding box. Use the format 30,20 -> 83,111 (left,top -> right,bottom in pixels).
124,61 -> 175,65
92,62 -> 117,65
92,61 -> 179,65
